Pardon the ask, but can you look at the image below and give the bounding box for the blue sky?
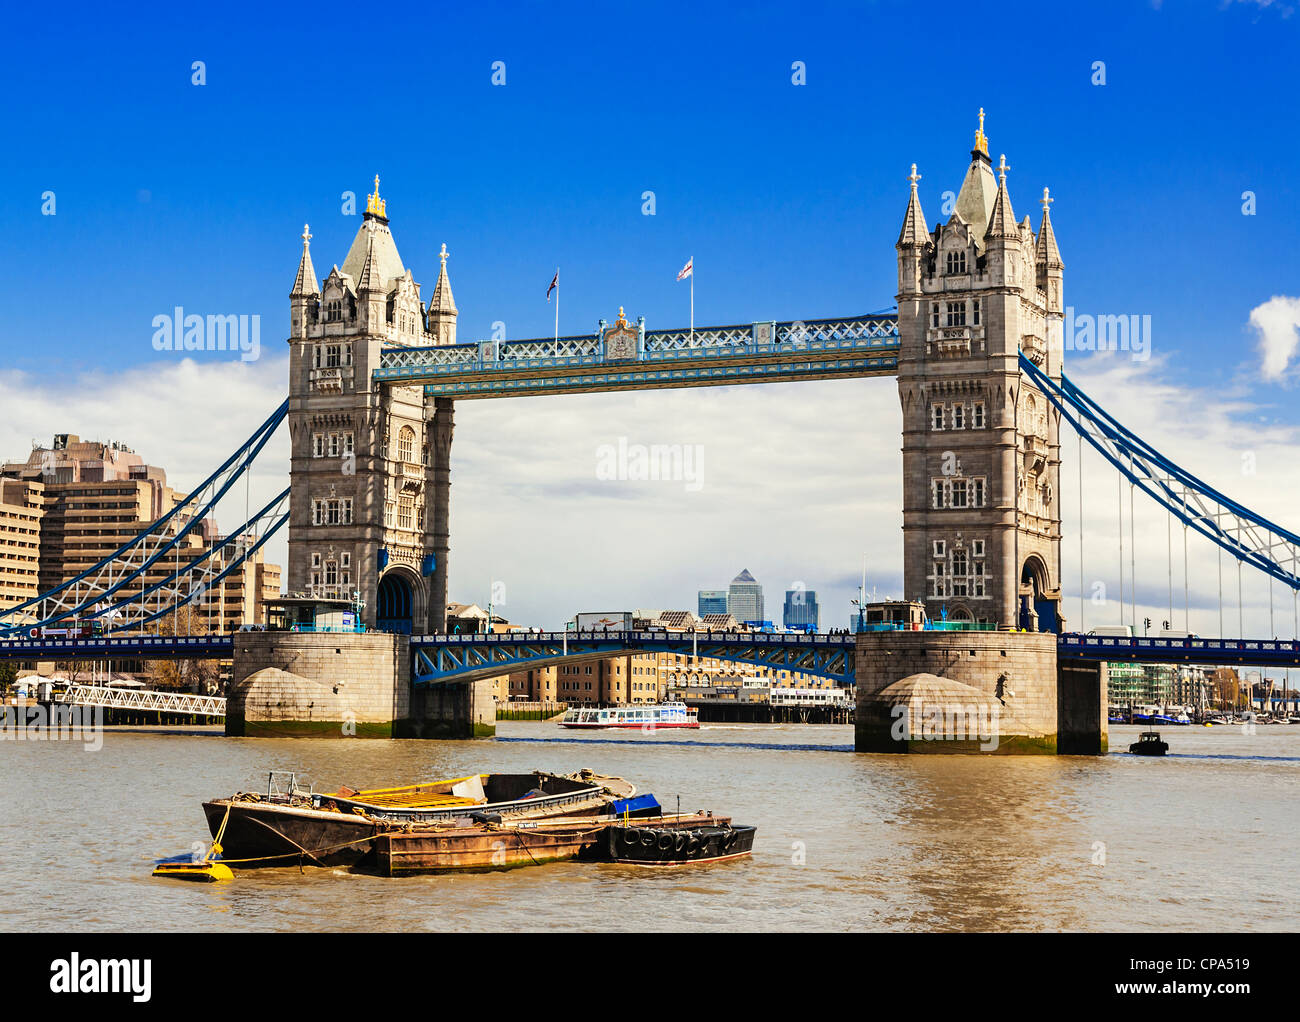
[3,0,1300,633]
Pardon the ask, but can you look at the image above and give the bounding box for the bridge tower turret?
[286,176,439,634]
[895,113,1064,631]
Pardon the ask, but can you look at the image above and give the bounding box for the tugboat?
[1129,731,1169,756]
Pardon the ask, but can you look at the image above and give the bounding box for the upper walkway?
[374,314,900,399]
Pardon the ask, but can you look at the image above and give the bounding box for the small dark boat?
[607,821,756,866]
[1129,731,1169,756]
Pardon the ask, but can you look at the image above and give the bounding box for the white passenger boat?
[560,701,700,730]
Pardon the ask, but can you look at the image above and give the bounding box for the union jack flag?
[547,270,558,301]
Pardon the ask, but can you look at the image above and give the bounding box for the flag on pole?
[676,257,693,282]
[547,270,558,301]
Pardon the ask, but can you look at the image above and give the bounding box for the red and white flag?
[547,270,558,301]
[676,257,693,282]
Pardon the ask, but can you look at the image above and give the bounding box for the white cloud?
[1249,295,1300,381]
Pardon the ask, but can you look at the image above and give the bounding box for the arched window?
[397,426,415,464]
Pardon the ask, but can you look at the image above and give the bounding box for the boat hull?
[203,772,633,869]
[559,717,702,722]
[607,823,756,866]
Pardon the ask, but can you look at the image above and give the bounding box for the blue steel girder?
[1058,632,1300,668]
[0,634,234,661]
[410,630,858,686]
[375,314,900,399]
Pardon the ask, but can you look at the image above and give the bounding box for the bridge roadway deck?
[4,631,1298,672]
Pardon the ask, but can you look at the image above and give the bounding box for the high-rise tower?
[895,113,1064,631]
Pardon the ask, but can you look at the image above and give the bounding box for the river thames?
[4,722,1297,932]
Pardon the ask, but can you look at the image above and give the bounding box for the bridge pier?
[407,678,496,739]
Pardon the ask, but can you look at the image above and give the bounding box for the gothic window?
[972,540,985,557]
[313,434,324,457]
[341,553,350,569]
[951,481,968,508]
[398,494,414,531]
[327,500,341,525]
[972,560,985,597]
[972,402,986,429]
[342,499,353,524]
[344,432,354,455]
[932,480,946,509]
[325,560,338,587]
[952,404,965,429]
[311,552,321,569]
[325,345,342,368]
[328,434,340,458]
[931,303,940,329]
[946,302,967,327]
[314,345,322,368]
[932,540,946,557]
[931,561,946,598]
[384,501,394,528]
[932,404,945,430]
[398,426,416,464]
[325,300,343,323]
[970,479,986,507]
[312,500,323,526]
[946,250,967,275]
[972,298,981,325]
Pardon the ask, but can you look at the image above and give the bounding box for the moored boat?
[560,701,699,730]
[606,821,756,866]
[1128,731,1169,756]
[202,770,637,868]
[365,810,728,875]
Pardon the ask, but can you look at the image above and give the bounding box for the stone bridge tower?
[286,178,458,634]
[895,113,1065,631]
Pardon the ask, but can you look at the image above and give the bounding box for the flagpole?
[554,268,559,356]
[690,256,694,345]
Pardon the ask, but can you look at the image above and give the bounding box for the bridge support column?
[1057,658,1109,754]
[424,396,454,634]
[407,679,496,739]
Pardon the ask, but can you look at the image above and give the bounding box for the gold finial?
[617,306,627,326]
[439,242,448,267]
[1040,187,1053,213]
[974,108,989,157]
[366,174,386,218]
[301,223,311,246]
[908,163,921,187]
[997,153,1010,184]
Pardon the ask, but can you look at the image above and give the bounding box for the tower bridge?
[4,115,1299,749]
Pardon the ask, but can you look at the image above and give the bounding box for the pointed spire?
[985,153,1018,239]
[291,223,320,296]
[896,164,930,248]
[973,107,989,159]
[356,233,381,292]
[365,174,387,219]
[1035,187,1063,267]
[429,242,457,314]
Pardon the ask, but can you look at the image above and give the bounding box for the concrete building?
[783,588,820,630]
[697,590,727,616]
[726,568,764,624]
[0,478,43,612]
[0,436,280,633]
